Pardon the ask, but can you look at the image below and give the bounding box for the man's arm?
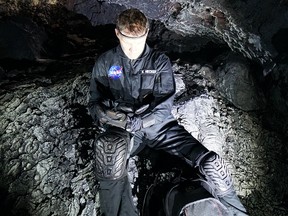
[88,58,129,129]
[88,59,113,122]
[88,62,105,122]
[144,53,176,125]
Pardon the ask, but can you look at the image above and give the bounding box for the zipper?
[129,59,133,95]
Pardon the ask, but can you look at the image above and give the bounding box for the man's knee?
[196,151,233,196]
[94,128,130,180]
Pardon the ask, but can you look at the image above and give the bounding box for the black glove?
[95,105,127,129]
[126,116,142,132]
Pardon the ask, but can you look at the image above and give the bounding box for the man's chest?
[106,61,158,99]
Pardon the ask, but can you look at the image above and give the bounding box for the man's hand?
[126,116,142,132]
[95,105,127,129]
[94,104,148,132]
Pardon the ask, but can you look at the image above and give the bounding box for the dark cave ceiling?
[1,0,288,71]
[66,0,288,74]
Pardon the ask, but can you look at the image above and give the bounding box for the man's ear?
[115,29,120,38]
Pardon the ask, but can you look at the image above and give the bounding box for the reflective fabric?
[180,198,231,216]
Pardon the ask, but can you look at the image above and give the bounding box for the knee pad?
[94,128,130,180]
[196,151,233,197]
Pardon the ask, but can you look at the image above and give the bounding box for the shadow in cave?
[243,132,288,215]
[272,28,288,64]
[167,42,230,64]
[0,149,32,216]
[134,147,200,214]
[0,187,31,216]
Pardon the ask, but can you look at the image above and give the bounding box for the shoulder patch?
[108,65,123,79]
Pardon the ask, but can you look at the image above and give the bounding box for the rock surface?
[1,54,288,215]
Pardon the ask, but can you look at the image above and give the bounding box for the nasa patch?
[108,65,123,79]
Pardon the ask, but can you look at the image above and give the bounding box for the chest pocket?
[106,65,125,99]
[108,76,124,100]
[140,72,156,97]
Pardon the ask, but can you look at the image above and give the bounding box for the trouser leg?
[118,176,138,216]
[147,122,248,215]
[219,191,248,216]
[94,128,138,216]
[196,151,248,215]
[98,176,138,216]
[146,121,208,165]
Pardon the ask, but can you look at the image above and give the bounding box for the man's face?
[115,28,148,60]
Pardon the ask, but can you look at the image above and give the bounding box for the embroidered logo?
[108,65,123,79]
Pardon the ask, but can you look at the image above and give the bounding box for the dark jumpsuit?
[88,44,208,215]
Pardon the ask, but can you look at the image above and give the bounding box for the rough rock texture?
[2,0,284,68]
[1,54,288,215]
[66,0,288,71]
[0,70,98,215]
[171,62,288,216]
[213,52,266,111]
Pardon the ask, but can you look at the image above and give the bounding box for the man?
[88,8,248,216]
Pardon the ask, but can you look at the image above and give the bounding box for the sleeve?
[88,57,109,122]
[140,54,176,128]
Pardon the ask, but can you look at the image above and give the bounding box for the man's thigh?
[146,122,208,166]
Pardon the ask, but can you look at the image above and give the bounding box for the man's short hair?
[116,8,149,35]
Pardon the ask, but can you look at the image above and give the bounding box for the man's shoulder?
[145,45,165,58]
[93,46,121,75]
[149,47,170,63]
[98,46,118,60]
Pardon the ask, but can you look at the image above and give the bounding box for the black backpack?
[141,173,231,216]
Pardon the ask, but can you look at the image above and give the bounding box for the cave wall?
[1,55,288,216]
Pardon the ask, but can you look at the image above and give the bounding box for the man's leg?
[147,121,248,215]
[98,176,138,216]
[146,121,208,167]
[196,151,248,215]
[119,176,138,216]
[94,128,138,216]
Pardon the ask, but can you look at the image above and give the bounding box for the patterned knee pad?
[94,128,130,180]
[196,151,233,197]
